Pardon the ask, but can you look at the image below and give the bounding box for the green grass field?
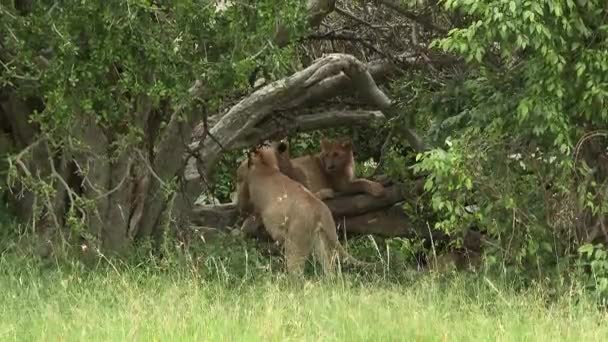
[1,253,607,342]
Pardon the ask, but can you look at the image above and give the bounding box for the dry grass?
[1,253,607,341]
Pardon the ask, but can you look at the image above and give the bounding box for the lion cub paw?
[315,188,335,200]
[367,182,385,197]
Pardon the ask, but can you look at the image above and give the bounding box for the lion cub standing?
[235,141,306,236]
[240,143,369,275]
[290,138,385,200]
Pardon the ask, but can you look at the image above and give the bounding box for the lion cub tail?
[319,211,376,270]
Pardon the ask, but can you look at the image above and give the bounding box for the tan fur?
[236,140,307,235]
[290,137,385,199]
[242,144,371,275]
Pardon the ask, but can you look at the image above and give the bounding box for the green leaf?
[465,178,473,190]
[579,244,595,258]
[474,49,483,63]
[424,178,435,191]
[517,100,529,119]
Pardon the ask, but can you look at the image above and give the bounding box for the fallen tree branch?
[185,109,385,180]
[192,53,400,176]
[324,183,407,217]
[185,53,429,187]
[236,108,386,149]
[189,180,426,235]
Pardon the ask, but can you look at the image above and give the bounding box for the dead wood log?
[325,183,407,217]
[191,203,239,230]
[334,204,414,237]
[191,201,422,239]
[184,109,385,181]
[190,179,428,240]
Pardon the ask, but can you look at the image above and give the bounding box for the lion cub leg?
[312,230,337,277]
[240,214,263,236]
[283,217,314,275]
[340,179,385,197]
[284,236,311,276]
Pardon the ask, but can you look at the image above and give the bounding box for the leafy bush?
[384,0,608,284]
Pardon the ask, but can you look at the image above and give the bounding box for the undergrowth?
[1,229,608,341]
[1,246,607,341]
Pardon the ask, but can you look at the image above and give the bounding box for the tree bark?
[0,93,49,224]
[184,109,385,181]
[185,53,425,186]
[190,179,429,240]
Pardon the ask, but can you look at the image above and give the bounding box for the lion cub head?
[247,143,280,172]
[320,138,354,173]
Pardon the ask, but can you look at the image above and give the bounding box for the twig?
[373,125,396,176]
[376,0,447,34]
[573,130,608,179]
[10,137,46,178]
[45,143,87,223]
[334,6,374,27]
[136,149,165,185]
[306,30,390,59]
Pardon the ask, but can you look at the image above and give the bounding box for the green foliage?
[413,138,475,234]
[0,0,309,243]
[578,243,608,302]
[1,0,307,134]
[436,0,608,148]
[391,0,608,278]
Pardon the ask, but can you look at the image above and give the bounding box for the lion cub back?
[290,155,331,193]
[247,146,320,215]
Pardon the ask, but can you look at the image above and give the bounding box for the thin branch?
[9,137,45,178]
[306,30,390,58]
[334,6,374,27]
[377,0,446,34]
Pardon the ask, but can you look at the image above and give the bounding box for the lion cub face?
[320,138,353,173]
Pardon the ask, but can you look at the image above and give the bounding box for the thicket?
[1,0,608,300]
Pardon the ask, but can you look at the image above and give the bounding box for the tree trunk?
[2,54,425,257]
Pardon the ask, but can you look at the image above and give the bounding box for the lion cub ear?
[320,138,332,151]
[246,150,255,168]
[339,139,352,150]
[276,140,289,155]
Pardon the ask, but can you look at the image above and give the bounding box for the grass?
[1,252,607,342]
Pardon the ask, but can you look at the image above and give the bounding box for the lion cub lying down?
[239,143,370,275]
[290,137,385,200]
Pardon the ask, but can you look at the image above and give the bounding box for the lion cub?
[290,137,385,200]
[235,141,305,236]
[240,143,369,275]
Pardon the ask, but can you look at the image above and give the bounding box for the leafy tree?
[413,0,608,272]
[0,0,306,253]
